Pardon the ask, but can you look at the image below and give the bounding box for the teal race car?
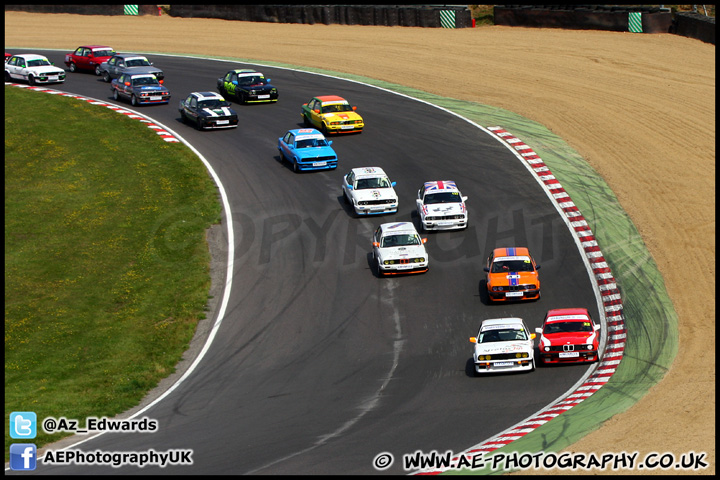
[217,69,278,104]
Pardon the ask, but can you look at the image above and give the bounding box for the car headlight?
[515,352,528,358]
[477,354,490,361]
[587,344,594,350]
[544,346,550,352]
[414,257,425,263]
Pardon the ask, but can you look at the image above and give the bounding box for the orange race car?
[484,247,541,302]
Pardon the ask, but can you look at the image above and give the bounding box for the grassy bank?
[4,86,221,459]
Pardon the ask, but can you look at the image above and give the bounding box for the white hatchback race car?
[342,167,398,216]
[416,180,468,231]
[372,222,428,276]
[469,317,536,375]
[5,54,66,85]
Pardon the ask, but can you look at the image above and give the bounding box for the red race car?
[535,308,600,364]
[64,45,115,75]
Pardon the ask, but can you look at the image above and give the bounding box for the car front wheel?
[293,159,300,173]
[102,71,111,82]
[303,114,311,127]
[131,95,138,106]
[113,88,119,101]
[69,63,77,73]
[95,65,102,76]
[376,258,385,277]
[28,75,36,85]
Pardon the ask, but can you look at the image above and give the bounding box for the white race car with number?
[416,180,468,231]
[5,54,66,85]
[371,222,428,276]
[469,317,536,374]
[342,167,398,216]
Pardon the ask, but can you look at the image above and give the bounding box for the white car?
[5,54,66,85]
[372,222,428,276]
[469,318,536,375]
[342,167,398,216]
[416,180,468,231]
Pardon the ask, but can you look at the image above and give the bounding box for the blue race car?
[277,128,338,172]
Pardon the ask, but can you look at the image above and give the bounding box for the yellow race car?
[301,95,364,134]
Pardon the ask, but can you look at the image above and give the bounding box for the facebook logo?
[10,444,37,471]
[10,411,36,439]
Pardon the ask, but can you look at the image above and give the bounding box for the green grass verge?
[4,86,221,460]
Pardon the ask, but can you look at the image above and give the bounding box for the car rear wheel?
[5,71,11,82]
[94,65,102,76]
[68,63,77,73]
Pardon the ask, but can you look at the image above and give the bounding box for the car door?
[6,56,21,79]
[343,171,355,198]
[307,99,323,128]
[116,74,131,98]
[187,96,200,123]
[110,58,125,78]
[224,71,237,97]
[77,48,90,69]
[280,132,295,160]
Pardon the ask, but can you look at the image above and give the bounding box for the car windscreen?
[479,328,528,343]
[381,234,420,247]
[423,192,461,204]
[238,76,265,85]
[132,77,158,86]
[544,321,593,334]
[126,58,151,67]
[356,177,390,189]
[27,59,51,67]
[198,100,229,109]
[491,260,534,273]
[321,103,352,113]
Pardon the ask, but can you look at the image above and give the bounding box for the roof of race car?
[422,180,460,193]
[13,54,48,61]
[316,95,349,104]
[351,166,388,179]
[190,91,225,100]
[112,53,147,59]
[545,308,591,323]
[492,247,531,258]
[480,317,525,329]
[127,73,158,79]
[289,128,325,140]
[378,222,419,235]
[78,45,113,51]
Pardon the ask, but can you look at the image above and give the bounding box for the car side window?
[190,97,198,109]
[346,172,354,185]
[283,133,292,144]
